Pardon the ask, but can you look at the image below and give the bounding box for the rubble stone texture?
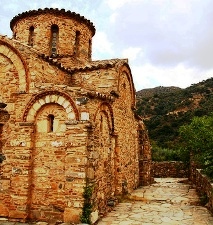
[152,161,189,178]
[0,8,152,224]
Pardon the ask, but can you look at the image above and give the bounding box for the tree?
[179,114,213,179]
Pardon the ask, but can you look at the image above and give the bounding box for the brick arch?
[94,102,114,133]
[117,63,136,106]
[23,90,79,122]
[49,20,59,25]
[48,21,60,31]
[0,40,28,92]
[28,23,38,29]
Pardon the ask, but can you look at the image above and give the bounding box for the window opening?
[48,114,55,132]
[50,25,59,57]
[74,31,80,56]
[28,26,34,46]
[88,39,92,60]
[100,115,103,133]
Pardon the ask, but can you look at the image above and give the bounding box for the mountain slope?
[136,77,213,149]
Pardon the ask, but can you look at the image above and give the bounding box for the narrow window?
[74,31,80,56]
[50,25,59,57]
[100,115,103,133]
[48,114,55,132]
[88,39,92,60]
[28,26,34,46]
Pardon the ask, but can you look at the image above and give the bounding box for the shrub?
[152,143,181,161]
[80,185,93,224]
[179,113,213,180]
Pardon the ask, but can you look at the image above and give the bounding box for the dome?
[10,8,96,63]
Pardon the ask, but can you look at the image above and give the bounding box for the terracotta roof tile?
[38,54,128,74]
[10,8,96,36]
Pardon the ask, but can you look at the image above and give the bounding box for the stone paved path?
[96,178,213,225]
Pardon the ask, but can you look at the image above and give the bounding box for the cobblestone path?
[96,178,213,225]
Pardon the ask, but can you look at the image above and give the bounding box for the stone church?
[0,8,152,224]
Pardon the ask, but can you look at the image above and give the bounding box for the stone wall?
[138,122,153,186]
[152,161,189,178]
[190,167,213,214]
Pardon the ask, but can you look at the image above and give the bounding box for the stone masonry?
[152,161,189,178]
[0,8,152,224]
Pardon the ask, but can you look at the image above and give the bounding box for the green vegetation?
[151,142,181,161]
[136,78,213,174]
[136,77,213,149]
[200,193,209,206]
[179,114,213,180]
[80,185,93,224]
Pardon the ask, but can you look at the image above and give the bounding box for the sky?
[0,0,213,91]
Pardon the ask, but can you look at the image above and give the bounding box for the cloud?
[0,0,212,91]
[106,0,135,10]
[92,31,115,60]
[131,63,212,91]
[100,0,213,91]
[106,0,213,69]
[122,47,142,61]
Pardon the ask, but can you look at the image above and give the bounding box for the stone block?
[57,96,66,105]
[62,100,70,108]
[87,167,95,179]
[50,94,58,103]
[91,151,99,159]
[0,179,10,190]
[32,102,41,111]
[44,95,51,103]
[65,156,77,163]
[36,222,48,225]
[0,204,9,217]
[65,172,86,179]
[38,98,45,105]
[63,208,81,223]
[51,141,64,147]
[9,210,27,219]
[81,112,89,121]
[67,112,75,120]
[90,210,99,224]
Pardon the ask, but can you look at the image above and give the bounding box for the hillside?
[136,86,182,99]
[136,77,213,149]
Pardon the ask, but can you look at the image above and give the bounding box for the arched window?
[28,26,34,46]
[74,31,80,56]
[100,115,103,133]
[88,39,92,60]
[48,114,55,132]
[50,25,59,57]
